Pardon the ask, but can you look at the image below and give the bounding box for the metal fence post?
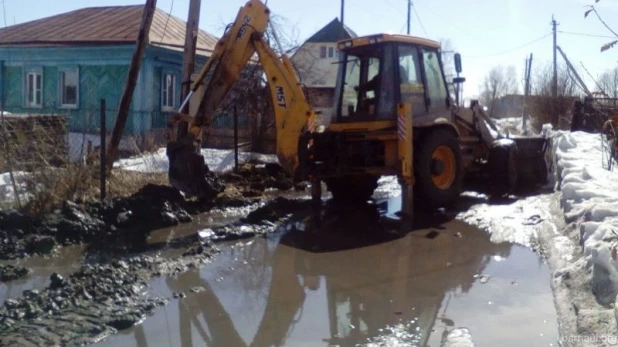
[234,104,239,172]
[100,99,106,201]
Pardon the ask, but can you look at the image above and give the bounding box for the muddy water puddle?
[0,245,85,302]
[97,203,559,347]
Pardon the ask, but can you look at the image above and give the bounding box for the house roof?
[0,5,218,53]
[305,18,357,43]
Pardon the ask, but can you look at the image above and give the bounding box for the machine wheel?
[488,140,518,197]
[414,128,463,209]
[325,175,378,202]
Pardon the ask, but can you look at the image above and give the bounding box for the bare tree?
[479,65,519,117]
[204,14,303,153]
[598,67,618,97]
[529,62,579,130]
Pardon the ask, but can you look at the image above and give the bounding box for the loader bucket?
[510,135,549,188]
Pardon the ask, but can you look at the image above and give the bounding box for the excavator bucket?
[166,138,220,200]
[511,135,549,187]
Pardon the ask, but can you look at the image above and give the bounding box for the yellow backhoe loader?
[166,0,548,223]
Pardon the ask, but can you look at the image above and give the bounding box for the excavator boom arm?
[167,0,313,198]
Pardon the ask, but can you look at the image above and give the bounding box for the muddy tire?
[488,140,518,197]
[325,175,378,202]
[414,128,463,209]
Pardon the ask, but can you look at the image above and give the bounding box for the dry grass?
[107,170,168,198]
[1,117,170,216]
[21,166,169,215]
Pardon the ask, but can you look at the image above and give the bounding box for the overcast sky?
[2,0,618,98]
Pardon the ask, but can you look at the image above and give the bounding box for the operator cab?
[333,34,453,123]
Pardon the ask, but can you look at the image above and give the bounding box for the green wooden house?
[0,5,216,142]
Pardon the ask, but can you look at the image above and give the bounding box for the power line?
[160,0,175,41]
[464,33,552,58]
[558,30,616,39]
[383,0,400,13]
[414,1,476,40]
[412,2,429,37]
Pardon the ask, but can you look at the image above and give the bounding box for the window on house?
[26,71,42,107]
[59,68,78,107]
[162,73,176,110]
[328,46,334,58]
[320,46,327,58]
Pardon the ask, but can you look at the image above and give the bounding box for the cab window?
[398,45,425,116]
[336,45,395,121]
[422,48,448,112]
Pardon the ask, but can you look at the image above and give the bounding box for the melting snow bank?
[549,128,618,304]
[543,126,618,343]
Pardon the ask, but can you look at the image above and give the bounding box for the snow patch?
[115,147,278,174]
[68,132,141,162]
[441,328,475,347]
[0,171,31,205]
[456,195,550,248]
[492,117,536,136]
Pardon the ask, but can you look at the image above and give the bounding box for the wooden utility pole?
[523,53,533,135]
[181,0,201,102]
[178,0,202,138]
[106,0,157,173]
[407,0,412,35]
[340,0,345,28]
[552,15,559,127]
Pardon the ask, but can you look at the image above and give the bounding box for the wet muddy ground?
[0,175,563,346]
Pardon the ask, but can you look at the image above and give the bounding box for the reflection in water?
[97,199,558,347]
[166,271,245,347]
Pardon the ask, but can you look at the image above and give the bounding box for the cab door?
[420,47,451,117]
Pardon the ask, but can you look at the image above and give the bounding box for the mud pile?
[221,163,305,197]
[0,258,168,346]
[86,184,195,232]
[194,197,312,243]
[0,211,52,260]
[0,184,203,260]
[0,166,303,260]
[0,265,30,282]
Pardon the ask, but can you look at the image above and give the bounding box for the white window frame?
[25,70,43,108]
[58,67,79,108]
[328,46,334,58]
[162,72,177,111]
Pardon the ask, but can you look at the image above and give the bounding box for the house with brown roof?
[0,5,216,142]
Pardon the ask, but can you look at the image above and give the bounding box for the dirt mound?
[0,184,200,260]
[0,265,30,282]
[0,258,167,346]
[0,211,51,260]
[87,184,193,232]
[243,197,310,224]
[221,163,305,194]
